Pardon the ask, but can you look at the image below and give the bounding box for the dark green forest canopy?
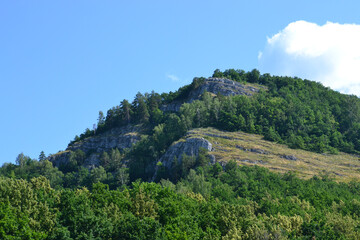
[2,164,360,239]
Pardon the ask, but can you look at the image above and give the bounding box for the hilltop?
[3,68,360,239]
[38,68,360,184]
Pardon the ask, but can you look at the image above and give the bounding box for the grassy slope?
[187,127,360,182]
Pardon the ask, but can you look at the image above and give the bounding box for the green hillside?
[188,127,360,181]
[2,69,360,239]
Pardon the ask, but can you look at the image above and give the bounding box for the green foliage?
[4,68,360,238]
[70,68,360,158]
[3,164,360,239]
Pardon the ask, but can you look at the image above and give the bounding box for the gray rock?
[160,102,182,112]
[151,137,213,181]
[236,145,248,151]
[208,154,216,164]
[240,159,265,165]
[84,153,101,169]
[159,137,213,170]
[250,148,269,155]
[49,124,141,168]
[188,78,258,100]
[236,145,268,154]
[160,78,261,112]
[68,124,141,154]
[48,151,71,168]
[334,172,346,176]
[281,155,297,161]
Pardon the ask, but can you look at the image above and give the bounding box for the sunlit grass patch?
[187,127,360,182]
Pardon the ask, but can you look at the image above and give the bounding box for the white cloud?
[166,74,180,82]
[259,20,360,95]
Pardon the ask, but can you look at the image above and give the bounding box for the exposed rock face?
[49,124,141,168]
[236,145,269,155]
[160,102,183,112]
[189,78,260,100]
[48,151,71,168]
[281,155,298,161]
[68,125,141,154]
[159,137,213,169]
[160,78,261,112]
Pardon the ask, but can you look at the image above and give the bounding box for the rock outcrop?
[48,151,72,168]
[189,78,260,100]
[158,137,213,170]
[160,78,262,112]
[49,124,142,168]
[68,124,141,154]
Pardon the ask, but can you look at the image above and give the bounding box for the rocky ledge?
[67,124,141,154]
[49,124,142,168]
[189,77,260,99]
[158,137,213,169]
[161,78,262,112]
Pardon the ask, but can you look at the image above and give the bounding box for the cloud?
[258,20,360,95]
[166,74,180,82]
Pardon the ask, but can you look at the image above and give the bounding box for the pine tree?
[38,151,46,161]
[120,99,132,124]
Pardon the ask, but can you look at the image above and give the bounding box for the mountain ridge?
[49,75,264,172]
[46,69,360,183]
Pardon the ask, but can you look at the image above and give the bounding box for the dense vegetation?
[62,69,360,183]
[72,68,360,154]
[2,162,360,239]
[2,69,360,239]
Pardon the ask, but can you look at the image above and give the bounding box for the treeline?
[2,162,360,239]
[0,151,130,190]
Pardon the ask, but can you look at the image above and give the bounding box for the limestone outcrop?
[160,78,262,112]
[158,137,213,169]
[67,124,141,154]
[49,124,141,168]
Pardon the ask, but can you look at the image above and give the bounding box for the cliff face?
[67,125,141,154]
[189,78,260,99]
[160,78,262,112]
[49,124,142,168]
[151,136,214,181]
[158,137,214,170]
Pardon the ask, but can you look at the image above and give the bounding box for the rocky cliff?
[49,124,142,168]
[151,136,214,181]
[160,77,263,112]
[67,124,141,154]
[158,137,214,170]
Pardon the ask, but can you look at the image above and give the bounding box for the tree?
[120,99,132,124]
[100,151,111,171]
[115,167,129,188]
[133,92,150,123]
[15,153,31,168]
[110,148,122,170]
[98,111,105,126]
[147,90,162,112]
[38,151,46,161]
[248,68,260,83]
[90,166,107,184]
[197,147,209,167]
[213,69,224,78]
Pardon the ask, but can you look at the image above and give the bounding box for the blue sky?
[1,1,360,165]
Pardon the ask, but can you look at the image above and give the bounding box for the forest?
[2,69,360,239]
[2,160,360,239]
